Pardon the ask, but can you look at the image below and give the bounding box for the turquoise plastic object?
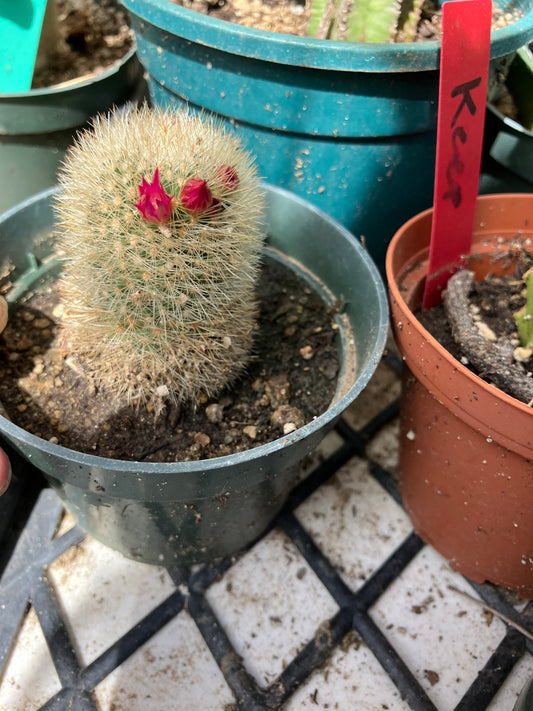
[120,0,533,272]
[0,184,388,566]
[0,42,146,214]
[0,0,49,92]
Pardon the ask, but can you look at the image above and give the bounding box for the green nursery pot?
[0,185,388,566]
[120,0,533,272]
[513,676,533,711]
[0,46,146,214]
[484,45,533,188]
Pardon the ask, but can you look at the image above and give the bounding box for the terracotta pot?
[386,193,533,598]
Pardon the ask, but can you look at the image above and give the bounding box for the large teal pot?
[0,184,388,566]
[120,0,533,271]
[0,47,146,215]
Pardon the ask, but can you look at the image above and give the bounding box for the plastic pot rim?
[385,192,533,419]
[486,101,533,140]
[0,46,138,101]
[120,0,533,72]
[486,43,533,140]
[0,184,389,475]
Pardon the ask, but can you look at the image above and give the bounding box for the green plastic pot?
[514,676,533,711]
[120,0,533,272]
[0,184,388,566]
[484,45,533,188]
[0,42,146,215]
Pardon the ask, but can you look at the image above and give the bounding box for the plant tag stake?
[422,0,492,310]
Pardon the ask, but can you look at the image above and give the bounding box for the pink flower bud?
[134,168,174,224]
[179,178,213,215]
[217,164,239,191]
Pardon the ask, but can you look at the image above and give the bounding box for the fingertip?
[0,447,11,496]
[0,296,7,334]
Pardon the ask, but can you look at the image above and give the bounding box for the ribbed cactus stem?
[55,106,265,411]
[344,0,401,43]
[396,0,424,41]
[308,0,423,43]
[514,268,533,348]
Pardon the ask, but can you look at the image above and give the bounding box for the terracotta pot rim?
[386,193,533,418]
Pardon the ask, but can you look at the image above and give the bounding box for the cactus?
[307,0,423,43]
[55,106,265,411]
[514,268,533,348]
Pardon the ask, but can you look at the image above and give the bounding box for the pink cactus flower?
[179,177,213,215]
[218,164,239,191]
[135,168,175,224]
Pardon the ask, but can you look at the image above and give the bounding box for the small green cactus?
[55,106,265,411]
[308,0,423,43]
[514,268,533,348]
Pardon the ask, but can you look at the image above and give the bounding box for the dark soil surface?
[419,259,533,404]
[420,277,518,358]
[0,258,341,462]
[31,0,133,89]
[171,0,519,40]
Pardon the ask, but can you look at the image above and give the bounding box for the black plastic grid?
[0,351,532,711]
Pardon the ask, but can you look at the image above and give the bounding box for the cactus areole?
[56,107,265,411]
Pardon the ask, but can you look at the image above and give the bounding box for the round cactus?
[55,106,265,411]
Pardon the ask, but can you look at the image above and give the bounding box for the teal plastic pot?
[120,0,533,272]
[0,46,146,215]
[0,185,388,566]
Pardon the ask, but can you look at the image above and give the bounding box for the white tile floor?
[0,355,532,711]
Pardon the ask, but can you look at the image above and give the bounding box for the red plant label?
[422,0,492,309]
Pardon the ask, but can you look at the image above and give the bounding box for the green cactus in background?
[308,0,423,42]
[514,268,533,348]
[55,106,265,411]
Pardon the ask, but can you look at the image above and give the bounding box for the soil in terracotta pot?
[0,257,342,462]
[170,0,520,41]
[31,0,134,89]
[419,249,533,406]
